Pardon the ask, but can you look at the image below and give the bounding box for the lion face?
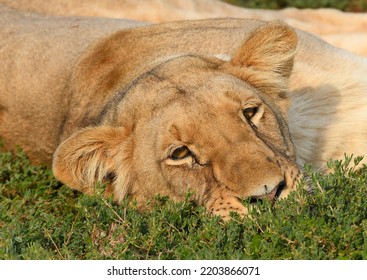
[53,22,302,220]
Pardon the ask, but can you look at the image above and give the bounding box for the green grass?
[1,147,367,260]
[222,0,367,12]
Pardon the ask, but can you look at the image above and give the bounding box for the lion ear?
[52,126,133,203]
[225,21,297,98]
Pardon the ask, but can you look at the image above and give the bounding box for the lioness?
[1,5,367,220]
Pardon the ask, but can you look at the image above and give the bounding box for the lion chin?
[4,4,367,221]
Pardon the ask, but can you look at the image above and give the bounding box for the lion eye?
[170,146,192,160]
[243,107,258,120]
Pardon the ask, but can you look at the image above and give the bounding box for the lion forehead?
[105,55,251,123]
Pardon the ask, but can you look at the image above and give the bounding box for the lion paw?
[208,196,248,221]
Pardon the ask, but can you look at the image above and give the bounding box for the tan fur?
[1,5,367,220]
[1,0,367,56]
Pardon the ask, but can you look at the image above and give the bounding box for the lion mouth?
[250,180,286,203]
[274,180,286,199]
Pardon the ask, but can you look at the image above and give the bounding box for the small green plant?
[1,148,367,259]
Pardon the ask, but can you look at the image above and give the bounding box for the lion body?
[0,6,145,163]
[1,4,367,218]
[1,0,367,56]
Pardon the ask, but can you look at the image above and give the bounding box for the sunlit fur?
[2,0,367,56]
[1,5,367,220]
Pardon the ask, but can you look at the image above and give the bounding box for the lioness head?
[53,22,302,220]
